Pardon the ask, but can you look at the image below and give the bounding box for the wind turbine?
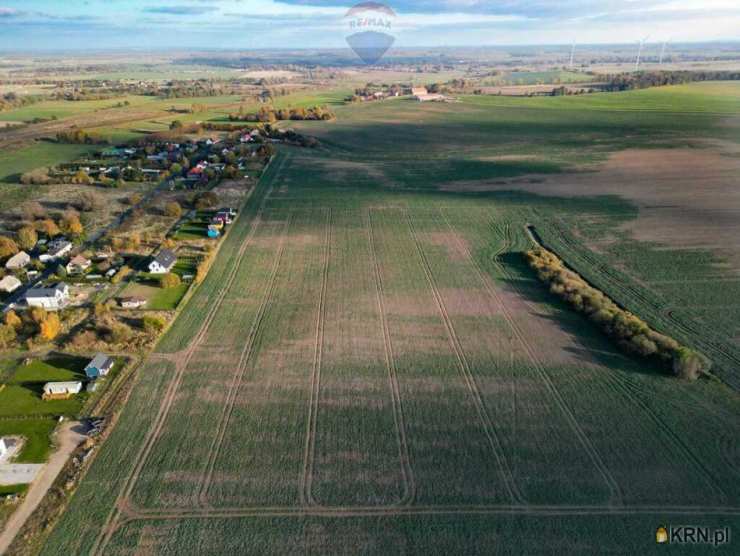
[635,35,650,71]
[659,38,672,66]
[569,41,576,70]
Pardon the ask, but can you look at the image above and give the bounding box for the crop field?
[38,83,740,555]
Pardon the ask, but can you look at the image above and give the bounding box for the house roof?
[0,275,21,292]
[6,251,30,267]
[26,282,68,299]
[152,248,177,269]
[86,353,114,370]
[69,255,90,266]
[44,381,81,391]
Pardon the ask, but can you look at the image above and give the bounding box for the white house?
[40,239,72,262]
[0,275,22,293]
[66,254,91,275]
[148,249,177,274]
[26,282,70,310]
[5,250,31,270]
[42,381,82,399]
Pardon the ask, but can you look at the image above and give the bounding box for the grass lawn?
[0,142,99,185]
[0,418,58,463]
[121,280,189,311]
[0,356,89,418]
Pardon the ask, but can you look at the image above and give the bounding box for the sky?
[0,0,739,51]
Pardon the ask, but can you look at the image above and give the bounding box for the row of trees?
[56,129,108,145]
[525,247,711,380]
[0,308,62,349]
[0,92,41,113]
[227,105,334,123]
[603,70,740,92]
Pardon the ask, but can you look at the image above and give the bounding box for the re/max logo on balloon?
[348,17,392,30]
[344,2,397,65]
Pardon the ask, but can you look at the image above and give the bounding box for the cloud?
[144,5,211,15]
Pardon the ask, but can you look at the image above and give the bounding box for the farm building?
[66,255,92,275]
[5,250,31,270]
[120,296,147,309]
[26,282,70,310]
[0,275,22,293]
[84,353,115,379]
[40,239,72,262]
[148,249,177,274]
[42,381,82,400]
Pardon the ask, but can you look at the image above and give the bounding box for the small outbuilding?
[84,353,115,379]
[42,381,82,400]
[5,250,31,270]
[120,296,147,309]
[148,248,177,274]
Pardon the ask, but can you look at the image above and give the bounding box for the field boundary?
[90,152,291,556]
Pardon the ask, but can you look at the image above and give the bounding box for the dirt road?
[0,421,87,555]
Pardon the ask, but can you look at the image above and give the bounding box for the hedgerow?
[525,247,711,380]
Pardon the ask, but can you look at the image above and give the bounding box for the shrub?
[142,315,166,334]
[673,347,712,381]
[164,202,182,218]
[160,273,181,289]
[0,324,16,349]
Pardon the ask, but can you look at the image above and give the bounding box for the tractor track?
[119,502,740,525]
[91,153,290,555]
[439,210,622,506]
[197,212,293,507]
[404,210,525,506]
[300,208,332,507]
[365,210,416,506]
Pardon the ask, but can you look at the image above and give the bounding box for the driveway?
[0,421,87,555]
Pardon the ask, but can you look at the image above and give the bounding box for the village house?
[26,282,70,310]
[120,296,147,309]
[42,381,82,400]
[5,250,31,270]
[40,238,72,262]
[0,275,22,293]
[148,248,177,274]
[84,353,115,379]
[66,254,92,275]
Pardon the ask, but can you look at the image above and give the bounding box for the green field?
[39,84,740,555]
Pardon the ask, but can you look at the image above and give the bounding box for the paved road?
[0,421,87,555]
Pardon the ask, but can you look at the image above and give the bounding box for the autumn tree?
[17,226,38,250]
[0,324,16,349]
[37,218,61,238]
[4,310,21,330]
[0,236,19,259]
[61,212,84,237]
[38,313,61,341]
[160,272,181,289]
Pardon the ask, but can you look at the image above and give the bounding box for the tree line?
[602,70,740,92]
[227,105,334,123]
[525,247,711,380]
